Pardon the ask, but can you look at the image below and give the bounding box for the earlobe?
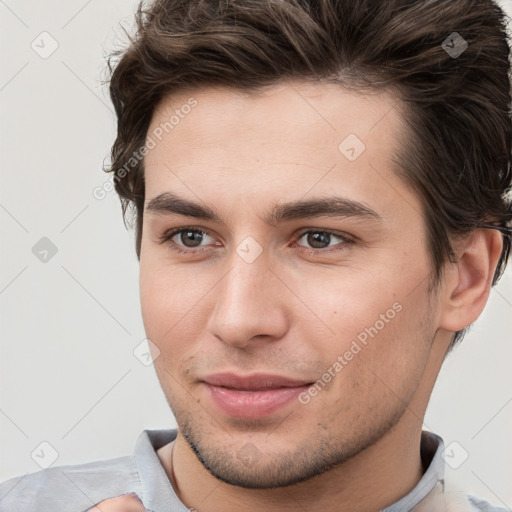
[438,229,503,333]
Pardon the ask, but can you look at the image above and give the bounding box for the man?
[1,0,511,510]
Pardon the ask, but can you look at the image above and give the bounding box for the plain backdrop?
[1,0,511,507]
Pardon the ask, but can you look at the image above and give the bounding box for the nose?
[206,248,290,349]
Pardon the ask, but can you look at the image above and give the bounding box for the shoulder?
[0,454,141,512]
[441,477,509,512]
[467,495,510,512]
[411,476,509,512]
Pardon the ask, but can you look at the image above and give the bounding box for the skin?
[88,493,145,511]
[138,80,503,512]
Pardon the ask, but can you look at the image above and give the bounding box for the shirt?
[0,429,507,512]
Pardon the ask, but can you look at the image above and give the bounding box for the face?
[139,80,441,488]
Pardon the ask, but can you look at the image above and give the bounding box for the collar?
[134,429,445,512]
[379,430,445,511]
[133,428,185,511]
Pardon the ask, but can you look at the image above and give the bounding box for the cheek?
[140,260,181,349]
[301,271,433,387]
[350,295,433,404]
[139,265,195,387]
[139,258,213,359]
[296,272,400,350]
[308,308,432,429]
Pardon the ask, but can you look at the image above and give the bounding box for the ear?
[438,229,503,332]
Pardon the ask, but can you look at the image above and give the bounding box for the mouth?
[201,373,314,419]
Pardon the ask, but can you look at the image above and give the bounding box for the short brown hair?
[104,0,512,349]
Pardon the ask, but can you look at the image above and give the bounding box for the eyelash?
[158,226,355,256]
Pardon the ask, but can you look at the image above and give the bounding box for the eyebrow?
[145,192,382,226]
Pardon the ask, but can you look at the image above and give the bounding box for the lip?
[201,373,313,419]
[203,372,312,390]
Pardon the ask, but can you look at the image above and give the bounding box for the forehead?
[146,80,403,152]
[143,80,418,222]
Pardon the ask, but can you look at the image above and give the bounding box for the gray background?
[1,0,511,507]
